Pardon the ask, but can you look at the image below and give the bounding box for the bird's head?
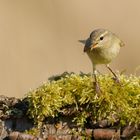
[80,29,124,52]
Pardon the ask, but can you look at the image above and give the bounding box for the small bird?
[79,29,124,93]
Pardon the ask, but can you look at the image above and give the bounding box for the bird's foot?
[93,81,101,94]
[106,65,121,84]
[112,76,120,84]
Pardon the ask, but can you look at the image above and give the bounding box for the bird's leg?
[93,73,101,93]
[106,64,120,83]
[93,68,101,94]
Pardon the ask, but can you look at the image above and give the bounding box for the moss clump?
[25,127,40,137]
[26,72,140,127]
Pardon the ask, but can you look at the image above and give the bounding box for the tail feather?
[78,40,86,45]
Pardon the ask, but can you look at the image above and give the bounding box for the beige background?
[0,0,140,97]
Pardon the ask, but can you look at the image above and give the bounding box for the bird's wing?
[120,40,125,47]
[78,40,86,45]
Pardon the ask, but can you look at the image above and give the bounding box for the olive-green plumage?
[81,29,124,93]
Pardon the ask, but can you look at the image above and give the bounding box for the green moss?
[25,73,140,128]
[25,127,40,136]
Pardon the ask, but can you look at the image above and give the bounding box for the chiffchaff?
[80,29,124,93]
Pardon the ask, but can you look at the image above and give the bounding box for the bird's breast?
[87,44,120,65]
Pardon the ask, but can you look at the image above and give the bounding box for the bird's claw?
[112,77,120,84]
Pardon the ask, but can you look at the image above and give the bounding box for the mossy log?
[0,72,140,140]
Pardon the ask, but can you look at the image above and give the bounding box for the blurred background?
[0,0,140,97]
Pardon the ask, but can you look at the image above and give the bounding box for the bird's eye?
[99,36,104,40]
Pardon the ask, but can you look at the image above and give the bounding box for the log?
[8,131,44,140]
[93,128,120,140]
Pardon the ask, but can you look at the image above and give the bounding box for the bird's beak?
[84,43,98,52]
[82,37,98,52]
[90,43,98,51]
